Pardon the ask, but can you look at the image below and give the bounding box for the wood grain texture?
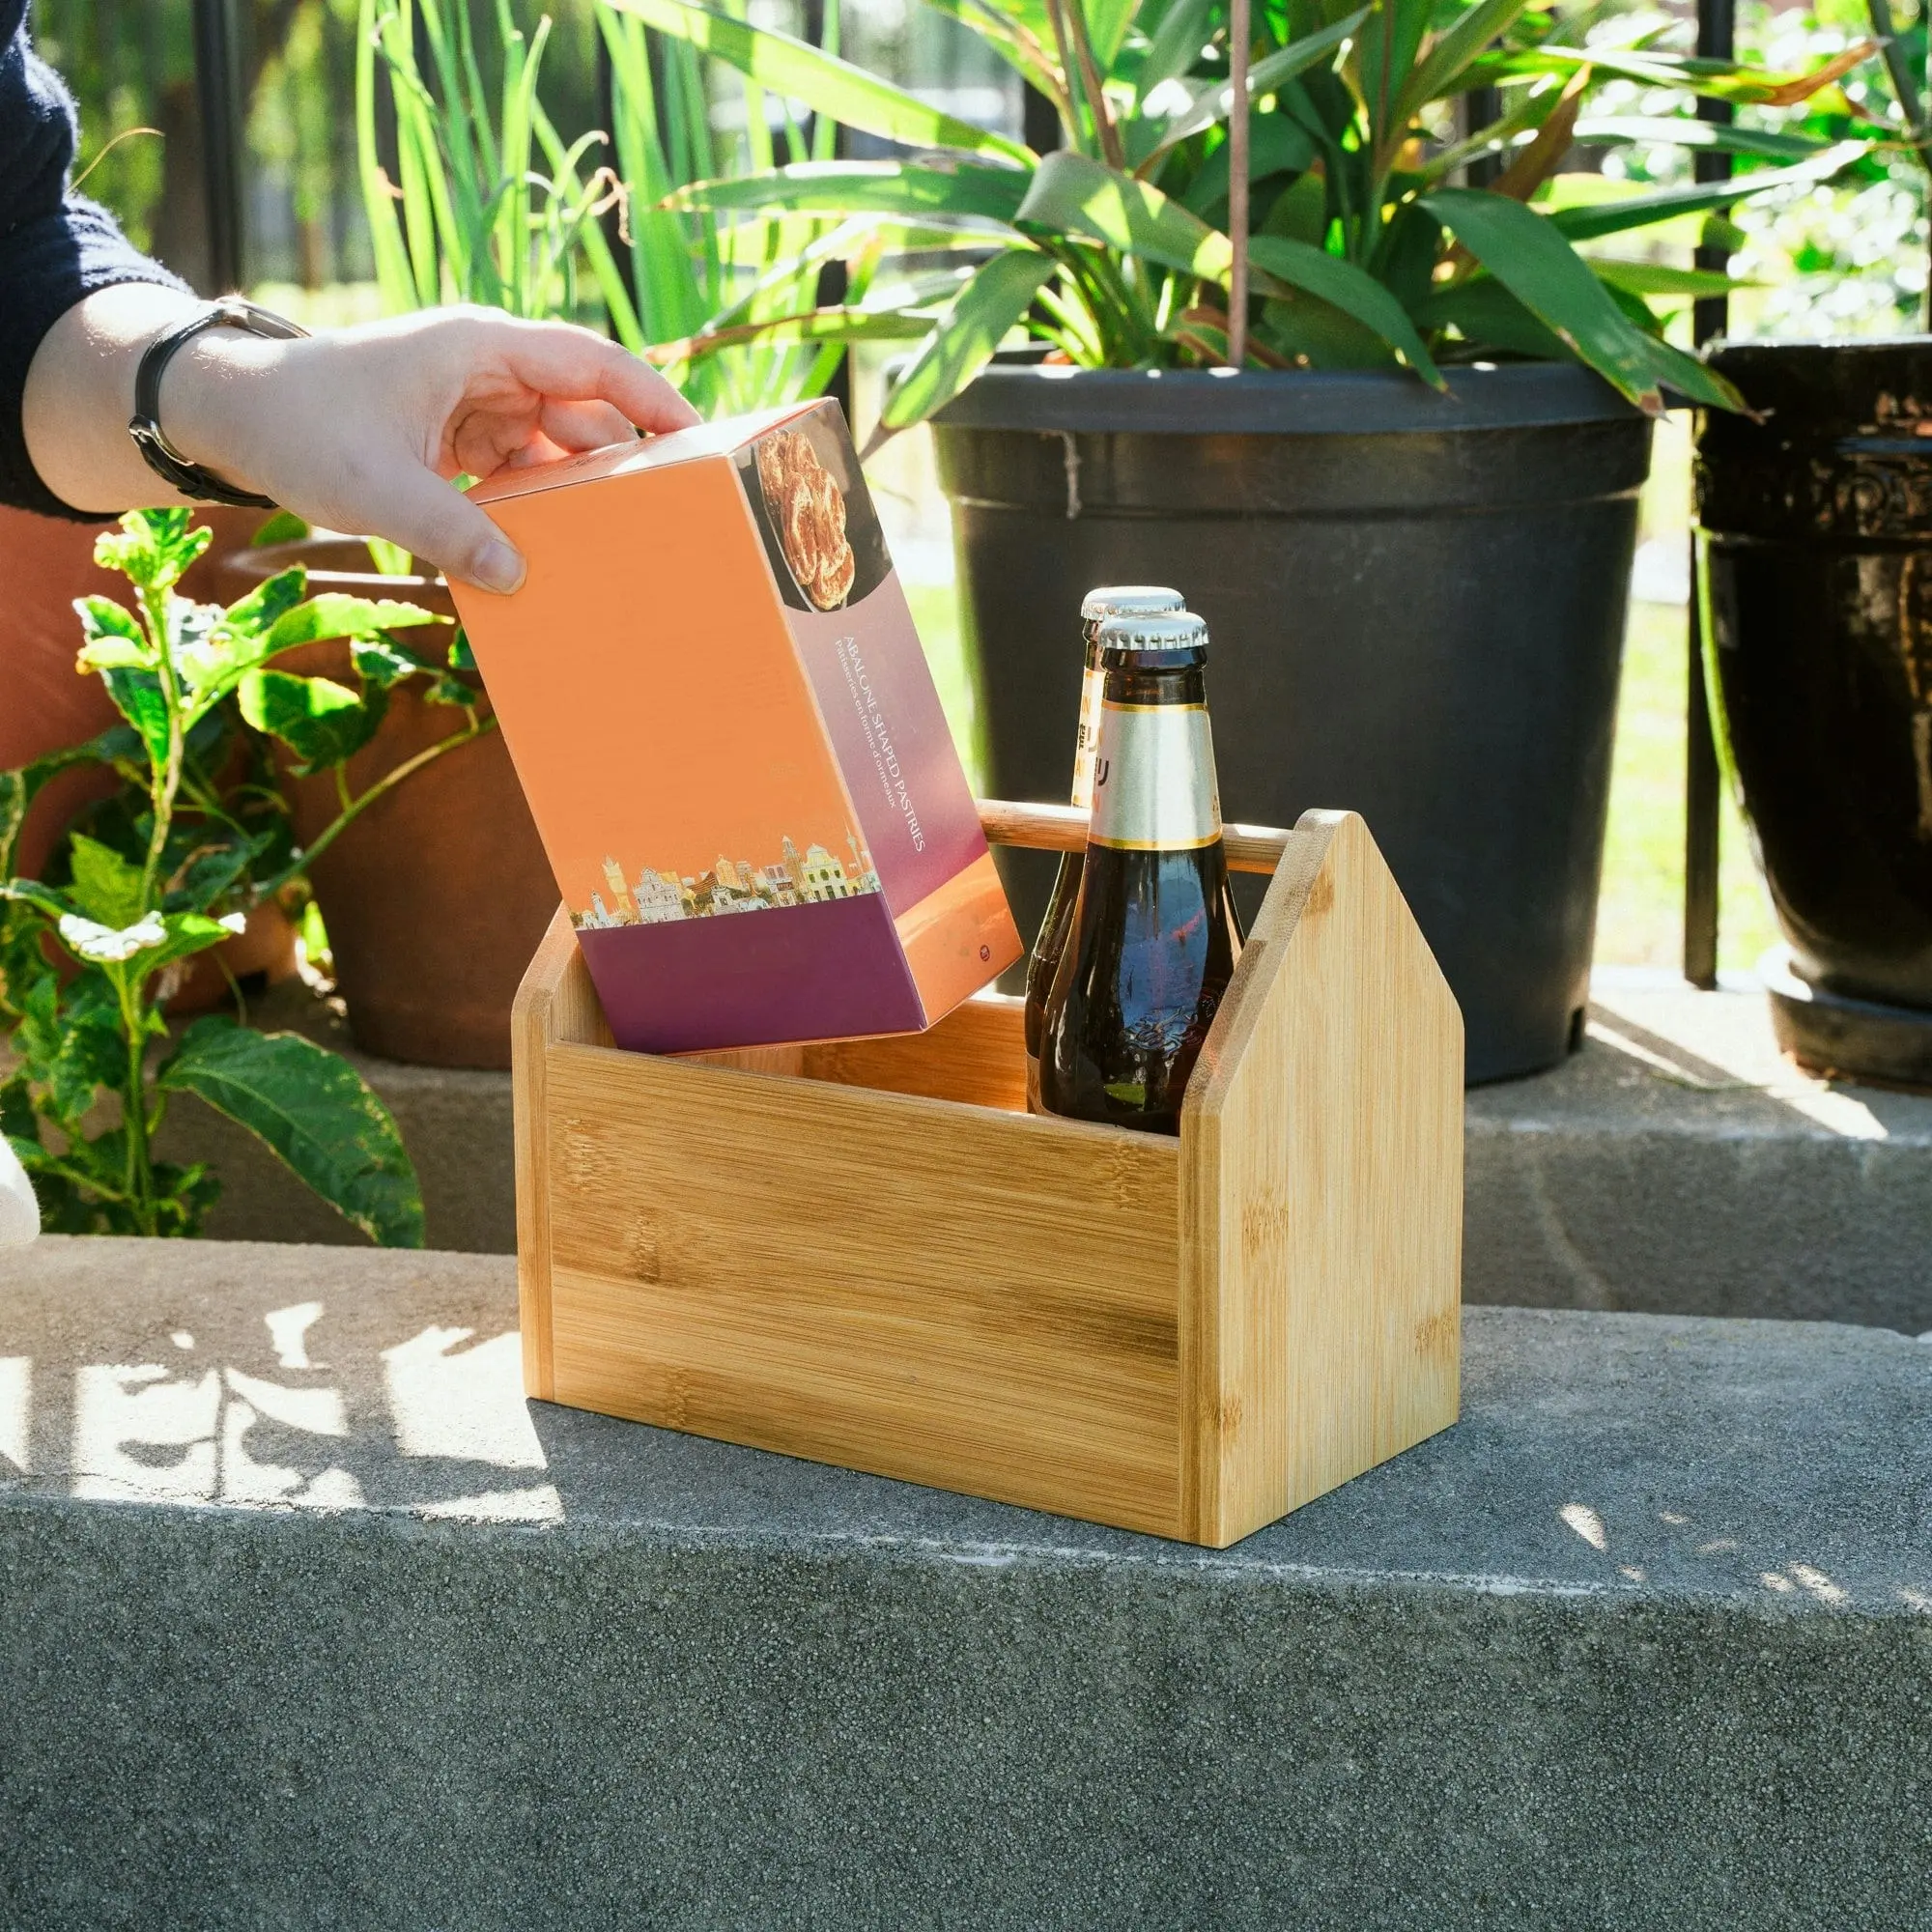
[510,906,611,1399]
[976,798,1291,875]
[542,1041,1182,1533]
[1177,810,1463,1548]
[510,801,1463,1547]
[805,993,1027,1111]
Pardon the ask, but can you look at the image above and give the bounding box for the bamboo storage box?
[513,801,1463,1548]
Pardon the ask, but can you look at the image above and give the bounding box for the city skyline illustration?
[576,827,882,930]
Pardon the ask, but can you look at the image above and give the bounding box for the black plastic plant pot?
[1697,339,1932,1087]
[931,362,1651,1086]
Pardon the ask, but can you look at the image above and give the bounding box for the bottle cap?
[1096,611,1208,654]
[1080,584,1186,622]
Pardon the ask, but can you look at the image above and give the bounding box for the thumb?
[330,462,526,595]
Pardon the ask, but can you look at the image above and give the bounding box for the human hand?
[172,306,702,593]
[24,293,701,593]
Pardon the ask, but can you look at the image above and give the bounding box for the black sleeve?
[0,1,190,520]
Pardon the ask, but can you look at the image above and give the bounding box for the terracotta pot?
[212,537,558,1068]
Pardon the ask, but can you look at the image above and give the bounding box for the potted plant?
[1694,5,1932,1087]
[1,509,457,1239]
[631,0,1867,1079]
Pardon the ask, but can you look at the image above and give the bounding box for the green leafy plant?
[0,510,489,1243]
[624,0,1878,431]
[356,0,896,414]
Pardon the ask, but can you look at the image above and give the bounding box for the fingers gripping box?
[449,400,1022,1054]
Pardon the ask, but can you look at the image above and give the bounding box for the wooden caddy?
[513,801,1463,1548]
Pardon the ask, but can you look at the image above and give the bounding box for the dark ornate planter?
[1697,340,1932,1087]
[932,362,1652,1085]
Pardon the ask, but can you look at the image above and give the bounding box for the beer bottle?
[1037,611,1244,1136]
[1024,584,1186,1113]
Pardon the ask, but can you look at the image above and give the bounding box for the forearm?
[21,283,237,516]
[21,295,698,590]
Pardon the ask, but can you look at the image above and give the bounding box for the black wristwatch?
[128,297,310,508]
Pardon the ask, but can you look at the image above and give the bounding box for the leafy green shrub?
[0,510,490,1242]
[617,0,1875,432]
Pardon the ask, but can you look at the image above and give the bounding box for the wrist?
[156,327,284,496]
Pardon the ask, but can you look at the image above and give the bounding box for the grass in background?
[1597,598,1780,974]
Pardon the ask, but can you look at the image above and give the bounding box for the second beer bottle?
[1023,584,1186,1113]
[1038,611,1244,1136]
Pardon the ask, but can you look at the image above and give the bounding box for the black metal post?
[191,0,246,294]
[1463,86,1502,187]
[1024,85,1063,155]
[1683,0,1733,989]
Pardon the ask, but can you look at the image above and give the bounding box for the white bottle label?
[1089,702,1223,851]
[1070,664,1106,810]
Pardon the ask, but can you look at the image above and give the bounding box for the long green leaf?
[1137,0,1214,97]
[1245,235,1445,387]
[158,1019,424,1247]
[1548,141,1867,241]
[1357,0,1439,160]
[1572,115,1834,163]
[1397,0,1532,122]
[601,0,1035,163]
[874,247,1057,439]
[673,160,1032,224]
[1019,149,1232,279]
[1410,275,1568,360]
[1422,187,1742,413]
[1476,41,1877,105]
[1585,259,1758,298]
[1141,8,1368,156]
[669,306,939,365]
[356,0,420,311]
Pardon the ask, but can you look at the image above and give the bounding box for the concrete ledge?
[162,975,1932,1331]
[2,1238,1929,1926]
[1467,969,1932,1330]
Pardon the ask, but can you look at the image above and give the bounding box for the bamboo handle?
[975,799,1290,875]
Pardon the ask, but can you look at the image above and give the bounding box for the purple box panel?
[789,581,990,920]
[577,893,925,1054]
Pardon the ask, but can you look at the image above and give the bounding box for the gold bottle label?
[1089,701,1223,851]
[1070,664,1107,810]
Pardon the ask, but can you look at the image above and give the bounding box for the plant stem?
[138,585,188,908]
[255,716,497,901]
[1228,0,1251,369]
[1063,0,1125,172]
[114,972,155,1233]
[1041,0,1089,154]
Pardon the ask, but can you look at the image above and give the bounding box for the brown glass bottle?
[1038,612,1244,1136]
[1023,584,1186,1113]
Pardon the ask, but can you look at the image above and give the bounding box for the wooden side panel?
[1178,811,1463,1548]
[511,906,611,1399]
[804,993,1027,1111]
[542,1041,1183,1536]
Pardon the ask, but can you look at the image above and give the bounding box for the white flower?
[57,912,166,963]
[218,911,248,935]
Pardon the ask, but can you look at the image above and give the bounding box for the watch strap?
[128,297,310,509]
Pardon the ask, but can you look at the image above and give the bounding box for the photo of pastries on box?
[742,412,889,612]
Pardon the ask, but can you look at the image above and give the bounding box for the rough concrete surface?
[1466,969,1932,1330]
[1,1238,1928,1928]
[157,975,1932,1330]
